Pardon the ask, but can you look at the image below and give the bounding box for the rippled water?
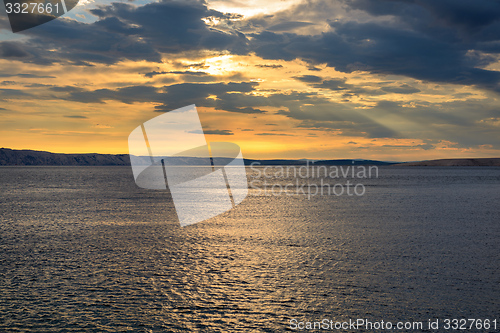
[1,166,499,332]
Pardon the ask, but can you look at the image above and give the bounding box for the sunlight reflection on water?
[0,166,499,332]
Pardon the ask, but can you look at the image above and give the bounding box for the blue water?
[0,166,499,332]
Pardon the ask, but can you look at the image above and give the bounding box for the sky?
[1,0,500,161]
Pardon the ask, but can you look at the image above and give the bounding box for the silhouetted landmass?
[243,159,395,166]
[0,148,395,166]
[2,148,499,167]
[401,158,500,166]
[0,148,130,166]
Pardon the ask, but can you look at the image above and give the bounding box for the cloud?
[2,0,247,65]
[246,0,500,92]
[25,83,53,88]
[62,81,269,113]
[0,42,31,58]
[381,84,421,94]
[253,22,500,91]
[144,70,211,78]
[0,73,56,79]
[255,132,295,136]
[255,64,283,68]
[3,0,499,94]
[203,129,234,135]
[59,79,356,121]
[267,21,315,32]
[0,88,31,97]
[297,77,387,96]
[3,0,500,155]
[347,0,500,35]
[293,75,323,83]
[417,142,435,150]
[50,86,81,92]
[382,143,436,150]
[275,102,400,138]
[296,119,399,138]
[110,83,339,118]
[270,94,500,145]
[64,115,88,119]
[67,85,160,104]
[367,99,500,147]
[143,70,217,83]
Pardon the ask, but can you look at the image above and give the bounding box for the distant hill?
[243,158,394,166]
[0,148,130,166]
[401,158,500,166]
[5,148,498,167]
[0,148,395,166]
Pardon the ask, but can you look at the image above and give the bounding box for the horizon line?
[3,147,500,164]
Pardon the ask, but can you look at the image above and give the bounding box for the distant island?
[400,158,500,166]
[0,148,131,166]
[1,148,500,166]
[0,148,393,166]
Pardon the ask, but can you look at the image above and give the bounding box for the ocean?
[1,166,499,332]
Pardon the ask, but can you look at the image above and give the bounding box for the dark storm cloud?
[68,85,162,104]
[38,74,500,148]
[155,82,258,110]
[20,18,161,64]
[1,0,247,65]
[2,0,498,93]
[347,0,500,36]
[59,79,350,117]
[296,76,387,96]
[89,1,247,54]
[243,0,500,92]
[63,81,267,113]
[0,42,31,58]
[251,20,500,92]
[63,78,354,116]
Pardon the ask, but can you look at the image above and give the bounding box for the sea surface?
[0,166,499,332]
